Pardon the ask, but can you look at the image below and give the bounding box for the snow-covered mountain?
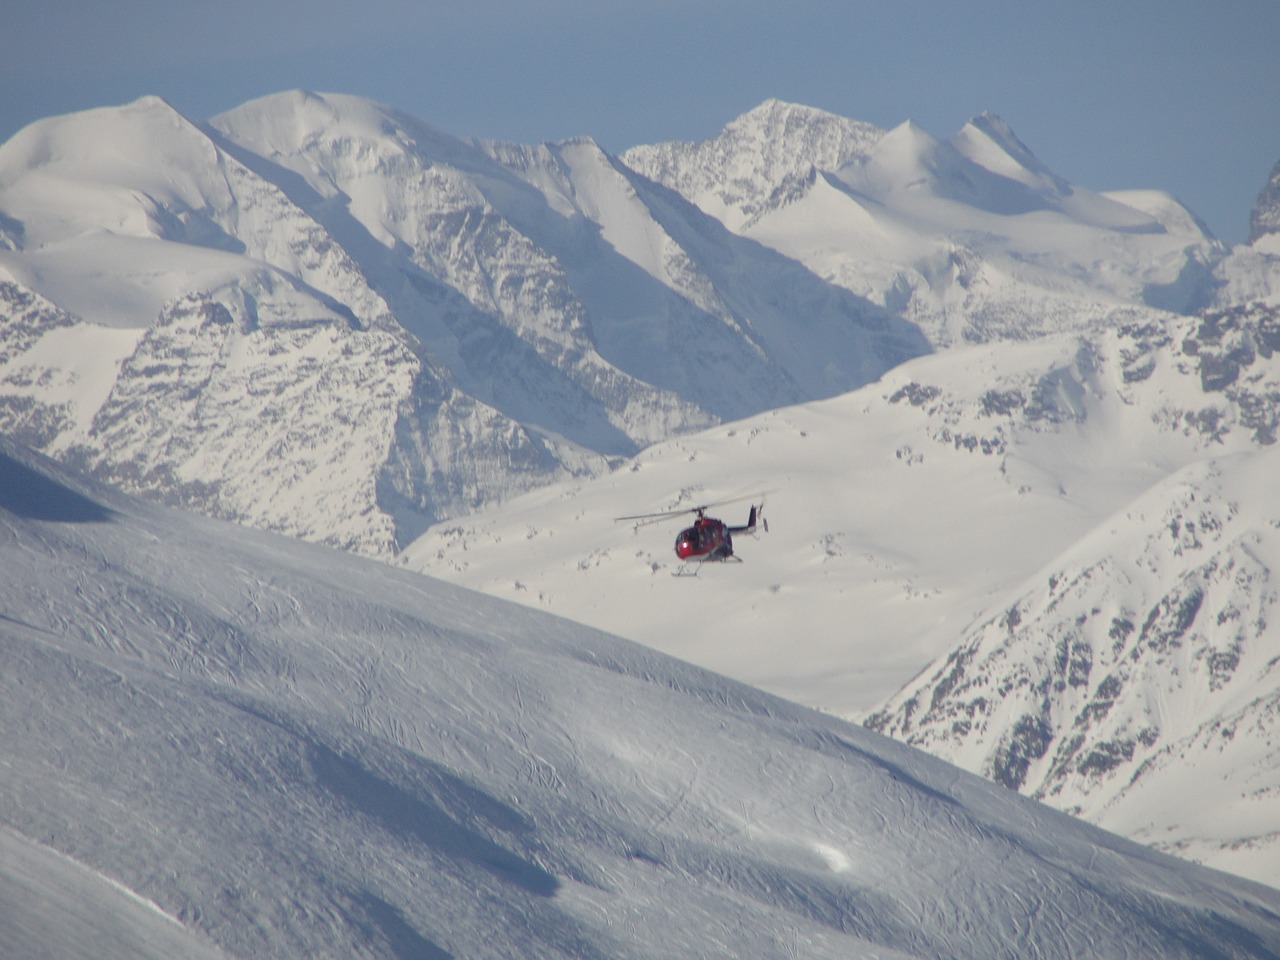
[624,100,1226,345]
[0,93,926,558]
[0,95,597,558]
[2,92,1260,563]
[866,448,1280,889]
[860,299,1280,886]
[5,436,1280,959]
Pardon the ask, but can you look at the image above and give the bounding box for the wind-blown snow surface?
[4,438,1280,959]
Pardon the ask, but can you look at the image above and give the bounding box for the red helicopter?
[617,494,769,574]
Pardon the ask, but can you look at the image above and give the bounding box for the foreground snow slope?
[5,437,1280,959]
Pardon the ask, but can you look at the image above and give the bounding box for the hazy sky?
[4,0,1278,241]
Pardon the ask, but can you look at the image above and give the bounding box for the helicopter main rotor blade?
[614,489,774,524]
[614,507,695,523]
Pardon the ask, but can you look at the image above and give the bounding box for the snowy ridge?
[3,437,1280,958]
[209,91,924,428]
[628,103,1227,346]
[0,93,1268,558]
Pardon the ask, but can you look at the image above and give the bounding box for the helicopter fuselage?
[675,515,734,561]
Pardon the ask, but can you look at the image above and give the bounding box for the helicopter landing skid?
[672,557,742,577]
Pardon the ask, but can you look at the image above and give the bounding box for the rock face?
[1249,158,1280,244]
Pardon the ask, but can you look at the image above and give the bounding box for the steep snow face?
[951,112,1070,195]
[4,438,1280,959]
[210,92,715,452]
[0,276,576,559]
[867,452,1280,888]
[0,96,588,557]
[214,92,923,428]
[625,103,1226,346]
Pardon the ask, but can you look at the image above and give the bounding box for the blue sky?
[4,0,1278,241]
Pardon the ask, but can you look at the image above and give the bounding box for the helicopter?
[616,493,769,575]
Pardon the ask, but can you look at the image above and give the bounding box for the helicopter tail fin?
[728,504,765,536]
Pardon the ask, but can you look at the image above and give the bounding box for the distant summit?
[621,99,885,228]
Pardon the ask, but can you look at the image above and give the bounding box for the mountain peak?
[732,97,850,129]
[882,117,938,145]
[723,98,885,155]
[0,94,195,173]
[620,99,883,227]
[952,112,1065,192]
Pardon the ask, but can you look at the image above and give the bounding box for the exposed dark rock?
[889,382,941,407]
[990,713,1053,790]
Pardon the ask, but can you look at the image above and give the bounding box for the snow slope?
[4,436,1280,958]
